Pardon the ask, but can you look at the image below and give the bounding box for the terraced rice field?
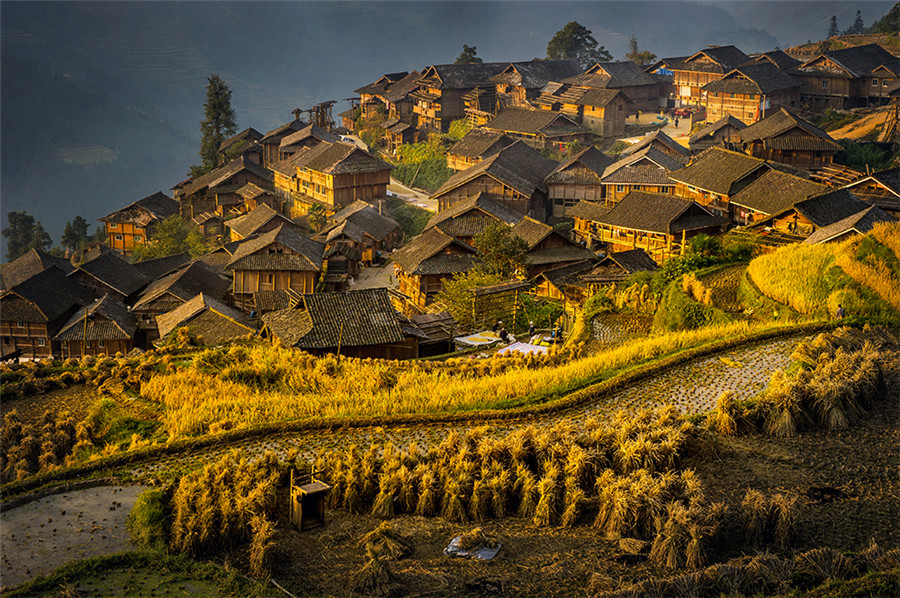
[700,264,746,313]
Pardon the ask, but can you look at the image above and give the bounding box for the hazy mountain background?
[1,1,893,255]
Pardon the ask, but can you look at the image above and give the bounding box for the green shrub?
[128,487,171,550]
[653,281,732,332]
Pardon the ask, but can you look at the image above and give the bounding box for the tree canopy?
[455,44,483,64]
[2,211,52,261]
[472,222,529,279]
[547,21,612,69]
[191,74,237,178]
[625,35,656,66]
[130,215,209,261]
[61,216,92,251]
[871,3,900,33]
[844,10,867,35]
[827,15,840,38]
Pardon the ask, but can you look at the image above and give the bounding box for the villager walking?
[836,304,845,319]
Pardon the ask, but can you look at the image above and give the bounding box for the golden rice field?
[53,145,117,165]
[747,243,838,315]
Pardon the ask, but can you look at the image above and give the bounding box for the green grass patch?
[652,280,733,332]
[392,156,453,193]
[385,197,432,240]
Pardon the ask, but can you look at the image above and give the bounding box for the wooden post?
[681,229,686,256]
[336,322,344,358]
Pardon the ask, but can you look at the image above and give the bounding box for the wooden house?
[270,141,392,218]
[54,294,137,358]
[842,167,900,218]
[235,182,282,213]
[391,227,478,309]
[735,108,842,170]
[226,203,300,242]
[803,206,895,244]
[193,238,244,278]
[669,45,751,106]
[407,312,458,357]
[381,118,417,154]
[668,147,772,216]
[425,192,526,246]
[728,169,827,225]
[758,189,870,237]
[174,155,274,219]
[258,118,307,167]
[317,224,363,289]
[510,217,595,277]
[483,107,589,149]
[381,70,424,122]
[316,204,401,268]
[791,44,900,109]
[355,72,409,118]
[589,191,729,262]
[621,129,691,163]
[533,85,629,137]
[411,62,509,133]
[446,129,514,171]
[99,191,179,255]
[226,224,325,312]
[431,141,557,221]
[130,261,231,347]
[490,59,582,109]
[751,50,801,71]
[545,146,615,218]
[689,115,746,153]
[567,200,611,248]
[132,253,191,281]
[462,86,498,126]
[580,249,660,288]
[218,127,264,164]
[0,267,94,360]
[562,61,665,115]
[192,212,225,240]
[702,63,803,124]
[1,249,73,291]
[601,146,683,204]
[278,124,340,161]
[67,252,151,304]
[531,260,593,311]
[156,293,256,346]
[330,201,403,253]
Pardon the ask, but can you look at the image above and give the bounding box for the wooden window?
[821,80,828,89]
[115,235,123,241]
[37,338,45,347]
[17,321,24,328]
[884,80,889,87]
[109,222,118,228]
[135,235,142,242]
[99,340,105,348]
[873,79,879,86]
[730,94,736,99]
[267,274,274,284]
[748,94,755,100]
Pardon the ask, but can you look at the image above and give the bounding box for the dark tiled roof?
[602,146,683,185]
[846,167,900,195]
[132,261,230,312]
[534,260,594,286]
[689,115,746,145]
[738,108,840,150]
[524,245,595,266]
[253,289,303,313]
[729,169,827,215]
[605,249,661,273]
[260,118,306,143]
[391,227,476,275]
[752,50,802,71]
[426,193,524,233]
[1,249,73,291]
[433,141,558,199]
[279,124,340,150]
[227,224,324,272]
[192,212,224,226]
[510,217,554,248]
[804,206,895,244]
[354,71,409,95]
[668,147,768,195]
[344,208,401,242]
[262,288,406,349]
[447,129,514,159]
[703,63,802,95]
[409,311,458,343]
[383,70,423,103]
[797,44,898,79]
[54,294,137,341]
[595,191,727,235]
[156,293,255,342]
[286,141,392,176]
[490,60,582,89]
[567,200,611,221]
[226,204,294,239]
[133,253,191,281]
[219,127,263,153]
[99,191,179,226]
[573,88,623,107]
[621,130,691,161]
[792,189,870,227]
[485,108,586,137]
[73,252,151,297]
[546,146,615,186]
[564,61,659,88]
[678,46,751,74]
[1,267,94,323]
[418,62,509,89]
[315,219,366,244]
[179,155,273,198]
[331,200,375,222]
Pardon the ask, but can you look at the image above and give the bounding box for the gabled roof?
[72,252,151,297]
[729,169,826,216]
[563,61,660,88]
[314,218,367,245]
[797,43,899,79]
[156,293,255,342]
[490,59,583,89]
[545,146,615,186]
[279,124,340,150]
[844,166,900,197]
[689,115,747,145]
[601,146,683,185]
[1,267,94,323]
[433,141,558,199]
[790,189,870,227]
[567,200,611,221]
[1,249,73,291]
[133,252,191,281]
[261,288,406,349]
[752,50,801,71]
[484,107,586,137]
[447,129,514,159]
[426,192,525,235]
[621,129,691,161]
[383,70,424,103]
[226,204,294,239]
[391,227,477,276]
[595,191,727,235]
[179,155,273,198]
[281,141,392,176]
[260,118,307,143]
[54,294,137,341]
[509,217,555,248]
[417,62,509,90]
[354,71,409,95]
[227,224,324,272]
[99,191,179,225]
[219,127,263,153]
[803,206,896,244]
[703,63,802,95]
[668,147,769,195]
[602,249,661,273]
[677,45,751,74]
[737,108,842,152]
[132,261,230,312]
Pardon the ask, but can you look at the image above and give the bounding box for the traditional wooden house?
[791,43,900,109]
[0,267,94,360]
[545,146,615,217]
[192,212,225,240]
[425,192,525,245]
[590,191,729,262]
[411,62,509,133]
[226,224,325,312]
[702,62,803,124]
[235,182,282,214]
[462,86,498,126]
[270,142,392,218]
[278,124,340,161]
[482,107,589,149]
[803,206,895,244]
[842,166,900,218]
[193,238,245,277]
[728,168,827,224]
[132,253,191,281]
[54,294,137,358]
[510,217,596,277]
[751,50,801,71]
[562,61,664,115]
[669,45,751,106]
[226,203,300,242]
[601,146,683,204]
[533,85,629,137]
[218,127,264,164]
[99,191,180,255]
[261,288,422,359]
[391,227,478,309]
[758,189,870,237]
[355,72,409,118]
[381,70,424,122]
[531,260,593,311]
[130,261,231,347]
[318,226,363,290]
[668,147,772,216]
[490,59,583,109]
[579,249,660,288]
[568,200,611,248]
[621,129,691,163]
[174,155,274,219]
[258,118,307,167]
[735,108,842,170]
[68,252,151,304]
[317,203,402,265]
[1,249,73,291]
[381,119,417,154]
[431,141,558,221]
[156,293,256,346]
[446,129,514,171]
[689,115,746,152]
[405,312,457,357]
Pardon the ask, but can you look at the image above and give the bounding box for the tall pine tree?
[191,74,237,177]
[827,15,840,38]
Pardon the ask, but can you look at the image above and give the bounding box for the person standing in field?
[836,304,845,319]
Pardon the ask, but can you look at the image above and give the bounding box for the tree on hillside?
[547,21,612,69]
[871,2,900,33]
[472,222,528,279]
[625,34,656,67]
[61,216,92,251]
[2,211,52,261]
[455,44,483,64]
[130,215,208,261]
[827,15,840,38]
[844,10,866,35]
[190,74,237,178]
